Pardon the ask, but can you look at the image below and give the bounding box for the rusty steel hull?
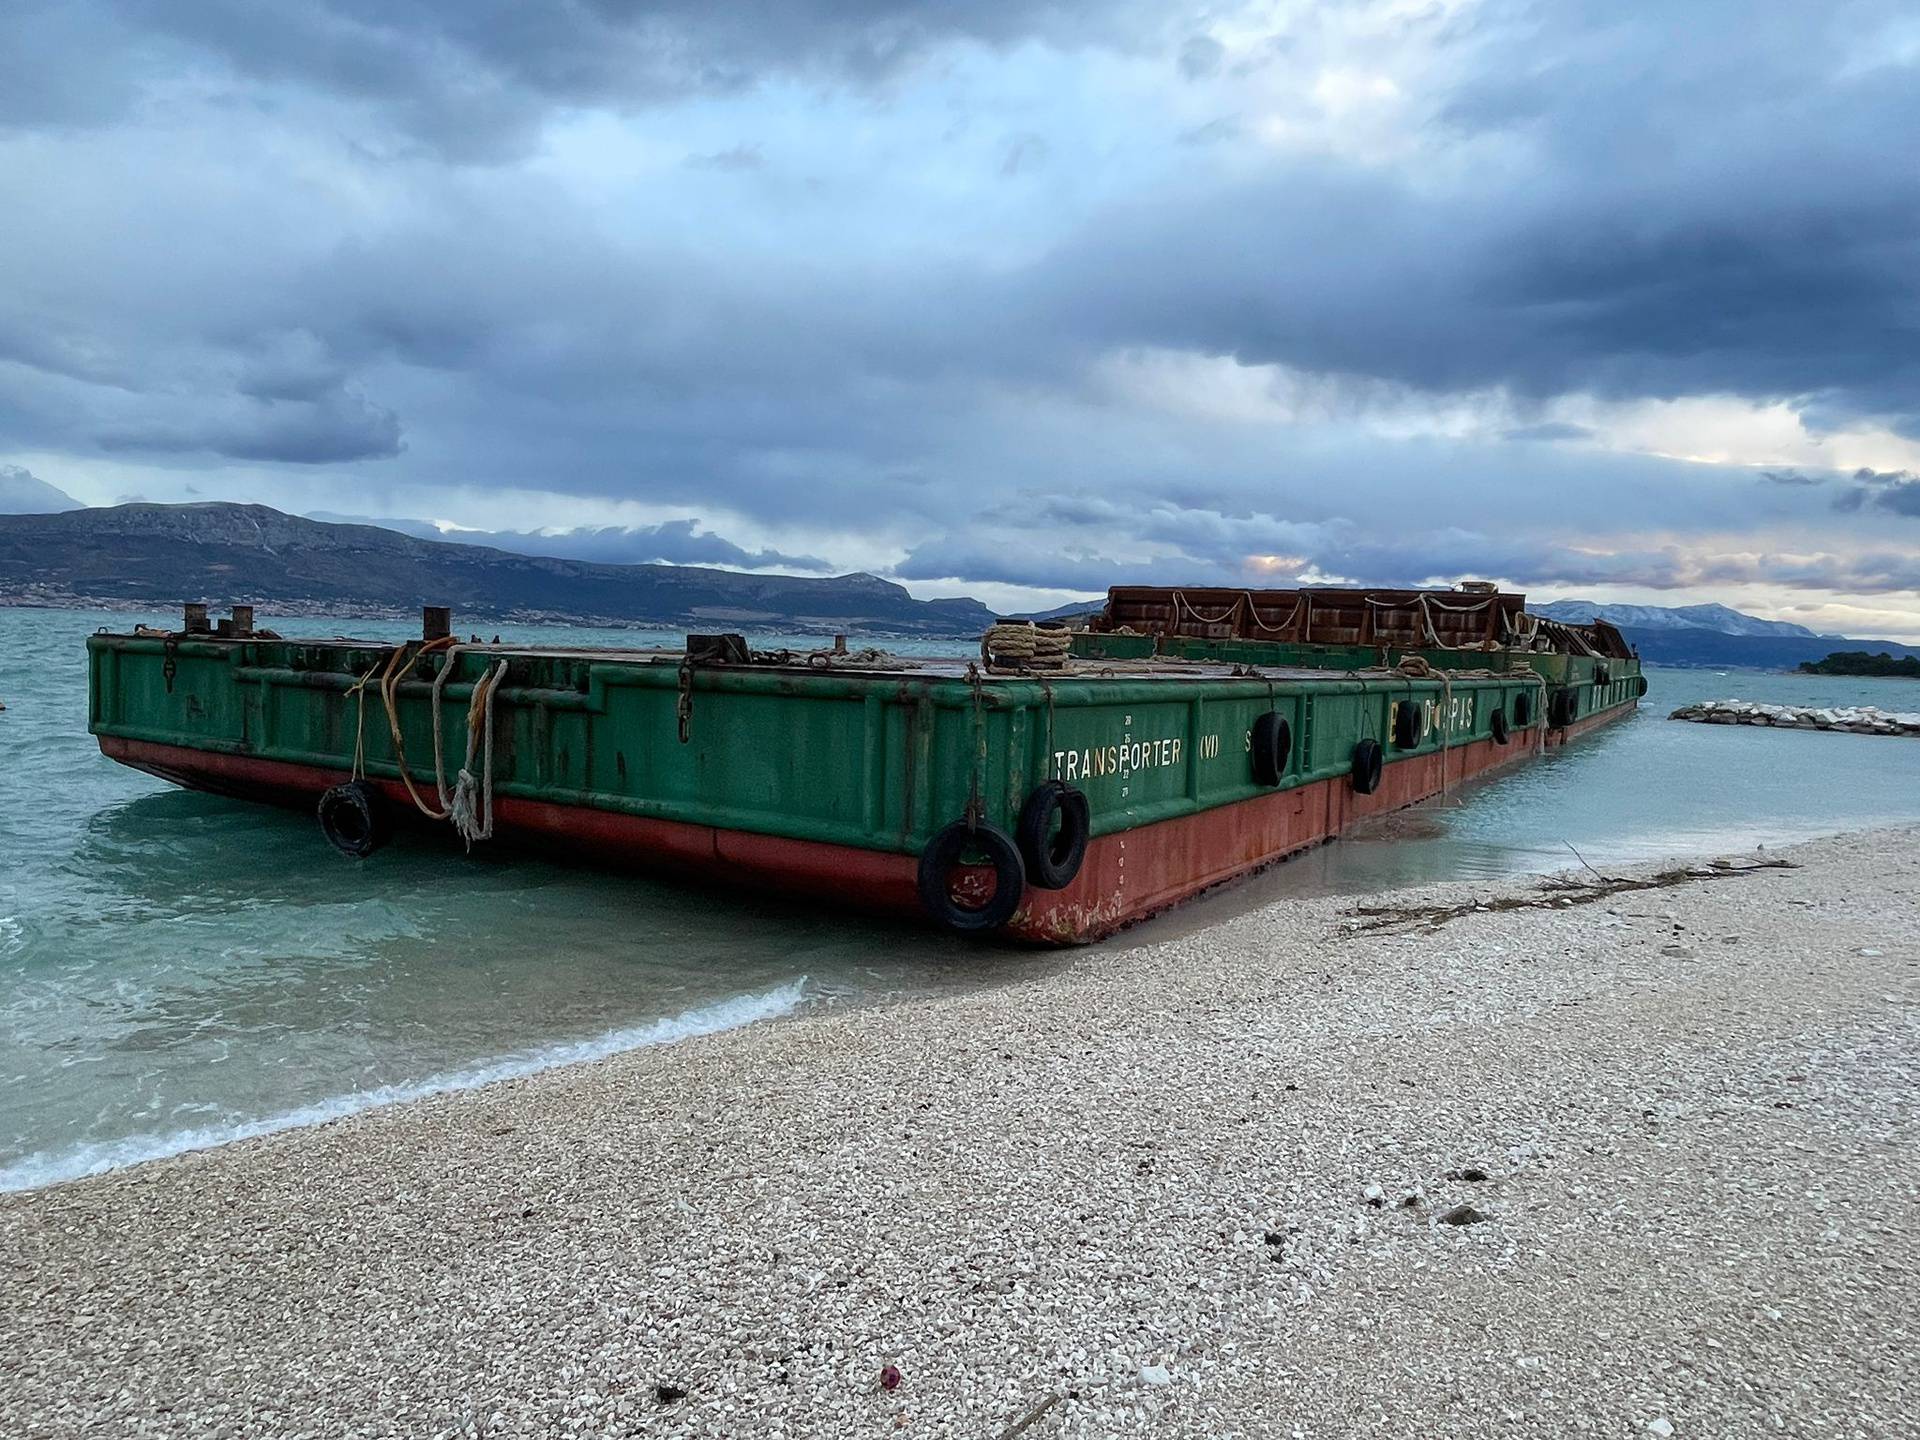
[1008,700,1630,941]
[101,697,1633,944]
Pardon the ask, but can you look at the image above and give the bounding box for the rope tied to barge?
[343,634,457,804]
[344,637,510,848]
[431,647,509,849]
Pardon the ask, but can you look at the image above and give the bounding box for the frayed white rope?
[449,659,508,850]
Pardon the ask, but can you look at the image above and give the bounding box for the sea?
[5,604,1920,1192]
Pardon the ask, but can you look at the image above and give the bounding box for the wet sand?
[3,828,1916,1438]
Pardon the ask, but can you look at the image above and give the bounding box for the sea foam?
[0,978,808,1194]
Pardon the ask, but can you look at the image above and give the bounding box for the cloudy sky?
[4,1,1919,633]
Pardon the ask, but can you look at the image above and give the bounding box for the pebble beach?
[3,828,1915,1439]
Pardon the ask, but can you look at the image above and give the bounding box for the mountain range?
[0,502,996,636]
[0,466,79,515]
[0,500,1915,664]
[1531,601,1920,668]
[1529,599,1824,639]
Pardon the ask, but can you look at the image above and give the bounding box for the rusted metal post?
[230,605,254,637]
[215,617,234,637]
[423,606,451,641]
[182,602,209,634]
[834,633,848,655]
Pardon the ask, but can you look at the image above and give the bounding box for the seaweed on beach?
[1344,856,1800,934]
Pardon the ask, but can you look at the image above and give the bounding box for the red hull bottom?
[100,704,1634,945]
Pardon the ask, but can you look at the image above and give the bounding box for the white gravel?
[3,828,1916,1439]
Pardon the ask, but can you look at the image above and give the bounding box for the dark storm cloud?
[1025,3,1920,434]
[1873,481,1920,518]
[12,0,1149,157]
[473,519,830,571]
[311,513,828,570]
[1824,468,1920,519]
[95,391,403,464]
[899,524,1920,598]
[4,0,1919,605]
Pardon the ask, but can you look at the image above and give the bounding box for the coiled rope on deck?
[981,621,1070,672]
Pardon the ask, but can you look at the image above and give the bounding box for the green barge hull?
[87,587,1643,943]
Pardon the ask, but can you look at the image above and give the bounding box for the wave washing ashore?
[0,982,807,1194]
[4,828,1914,1437]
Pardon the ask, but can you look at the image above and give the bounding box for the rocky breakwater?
[1670,698,1920,736]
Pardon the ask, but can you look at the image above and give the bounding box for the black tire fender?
[917,821,1026,933]
[1017,781,1090,890]
[1351,738,1385,795]
[1549,688,1578,727]
[318,780,390,858]
[1490,706,1510,746]
[1250,710,1292,787]
[1513,690,1533,727]
[1392,698,1420,749]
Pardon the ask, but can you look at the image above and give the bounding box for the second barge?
[88,585,1643,943]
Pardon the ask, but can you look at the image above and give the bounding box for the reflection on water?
[6,607,1920,1188]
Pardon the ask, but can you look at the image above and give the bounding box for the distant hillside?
[0,502,998,636]
[1532,598,1821,639]
[0,466,80,515]
[1612,627,1920,669]
[1531,597,1920,667]
[1014,601,1104,623]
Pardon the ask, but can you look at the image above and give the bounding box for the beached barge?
[87,587,1643,943]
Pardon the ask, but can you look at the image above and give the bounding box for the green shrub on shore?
[1798,650,1920,677]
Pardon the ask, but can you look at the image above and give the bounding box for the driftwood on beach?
[1670,699,1920,736]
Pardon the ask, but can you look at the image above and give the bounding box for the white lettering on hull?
[1054,735,1187,782]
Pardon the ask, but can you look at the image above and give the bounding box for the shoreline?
[0,980,813,1196]
[4,827,1915,1436]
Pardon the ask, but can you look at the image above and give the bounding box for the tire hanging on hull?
[1251,711,1292,786]
[317,780,391,858]
[1017,781,1090,890]
[1351,738,1384,794]
[917,821,1027,933]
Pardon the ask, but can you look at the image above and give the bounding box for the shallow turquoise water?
[1188,662,1920,912]
[4,605,1918,1190]
[0,608,1015,1190]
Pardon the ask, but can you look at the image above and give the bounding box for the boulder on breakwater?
[1669,699,1920,736]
